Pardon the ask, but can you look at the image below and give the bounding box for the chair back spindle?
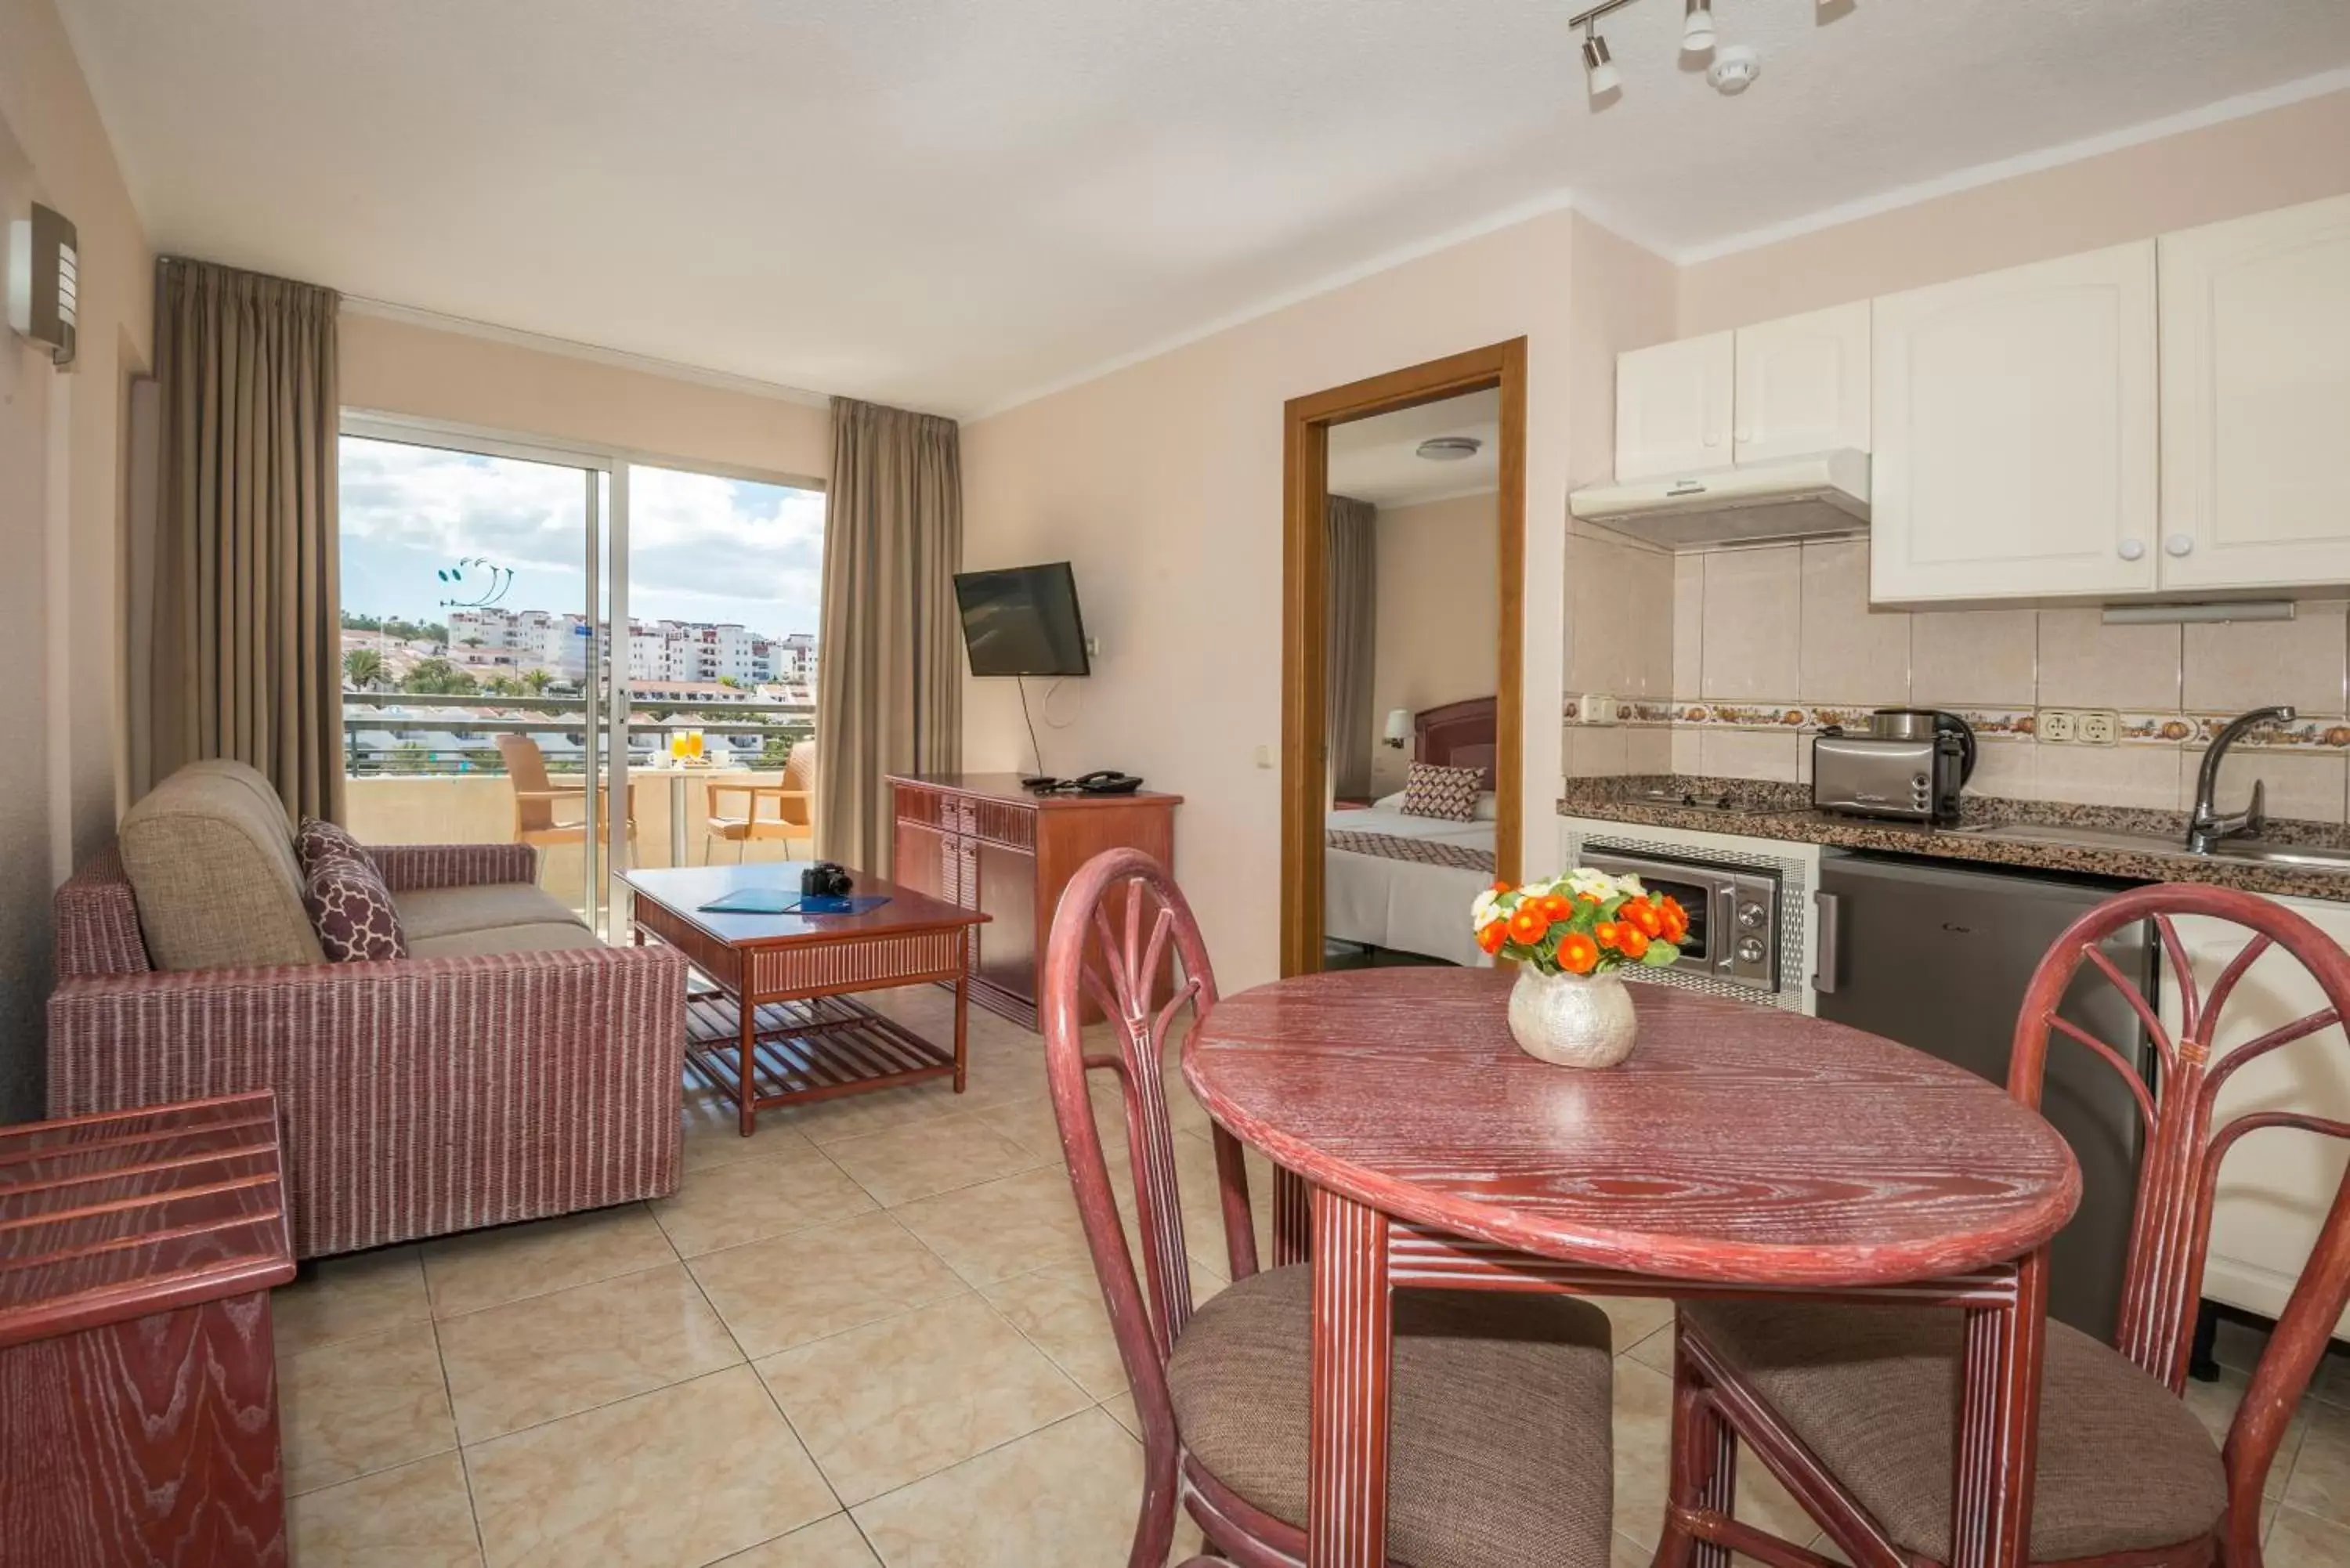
[2009,880,2350,1557]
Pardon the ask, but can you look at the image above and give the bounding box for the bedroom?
[1321,387,1504,970]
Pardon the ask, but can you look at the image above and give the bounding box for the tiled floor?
[274,988,2350,1567]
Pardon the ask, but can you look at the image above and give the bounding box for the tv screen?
[953,562,1091,677]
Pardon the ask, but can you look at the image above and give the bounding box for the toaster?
[1811,708,1977,826]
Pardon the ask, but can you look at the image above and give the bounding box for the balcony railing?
[340,691,814,777]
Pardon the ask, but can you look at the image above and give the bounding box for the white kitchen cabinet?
[2157,194,2350,594]
[1869,242,2160,604]
[1615,332,1732,481]
[2160,898,2350,1341]
[1732,302,1871,464]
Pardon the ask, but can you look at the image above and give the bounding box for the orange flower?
[1580,891,1603,904]
[1556,932,1599,974]
[1508,905,1550,945]
[1476,920,1509,956]
[1614,926,1650,959]
[1536,893,1572,922]
[1593,920,1622,948]
[1490,880,1513,894]
[1620,898,1664,938]
[1659,896,1688,943]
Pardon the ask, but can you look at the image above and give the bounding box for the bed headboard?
[1415,697,1496,789]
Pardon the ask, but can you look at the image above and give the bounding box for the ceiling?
[54,2,2350,417]
[1328,388,1500,508]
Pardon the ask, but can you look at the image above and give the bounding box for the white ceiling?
[54,1,2350,417]
[1328,388,1500,508]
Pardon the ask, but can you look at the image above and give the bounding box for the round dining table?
[1183,966,2081,1568]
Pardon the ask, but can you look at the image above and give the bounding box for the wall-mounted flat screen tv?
[953,562,1091,677]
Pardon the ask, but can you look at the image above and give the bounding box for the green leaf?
[1640,944,1679,966]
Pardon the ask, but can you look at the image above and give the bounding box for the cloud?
[340,437,824,636]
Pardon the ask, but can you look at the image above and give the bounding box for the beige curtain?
[815,398,963,871]
[148,258,343,822]
[1325,494,1378,802]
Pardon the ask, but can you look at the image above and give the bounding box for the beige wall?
[962,209,1586,988]
[1366,491,1500,799]
[340,310,833,482]
[0,0,154,1118]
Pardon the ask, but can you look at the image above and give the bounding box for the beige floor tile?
[280,1321,457,1496]
[826,1113,1050,1208]
[891,1166,1095,1288]
[1610,1532,1650,1568]
[851,1407,1146,1567]
[2187,1365,2312,1501]
[1609,1357,1817,1550]
[1625,1324,1676,1376]
[717,1514,881,1566]
[465,1364,835,1568]
[273,1245,430,1358]
[979,1259,1130,1397]
[972,1090,1126,1167]
[2284,1392,2350,1523]
[686,1089,819,1173]
[421,1204,678,1320]
[439,1262,743,1443]
[287,1450,483,1567]
[2269,1503,2350,1566]
[1595,1296,1676,1357]
[773,1079,967,1146]
[1100,1391,1141,1440]
[757,1293,1090,1505]
[650,1148,879,1258]
[689,1212,969,1359]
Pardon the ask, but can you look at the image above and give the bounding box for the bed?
[1323,696,1498,967]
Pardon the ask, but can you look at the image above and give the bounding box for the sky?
[338,436,826,637]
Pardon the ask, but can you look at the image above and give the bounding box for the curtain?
[815,397,963,871]
[148,258,343,822]
[1325,493,1378,803]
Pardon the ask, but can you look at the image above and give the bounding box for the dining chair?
[495,733,636,849]
[704,740,816,862]
[1655,880,2350,1568]
[1041,847,1618,1568]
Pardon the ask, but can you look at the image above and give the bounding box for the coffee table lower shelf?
[681,991,961,1118]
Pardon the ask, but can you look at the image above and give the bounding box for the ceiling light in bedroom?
[1415,435,1484,462]
[1581,30,1620,98]
[1682,1,1716,52]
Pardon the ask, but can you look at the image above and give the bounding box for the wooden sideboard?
[0,1092,297,1567]
[888,772,1180,1028]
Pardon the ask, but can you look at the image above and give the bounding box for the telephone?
[1071,770,1144,795]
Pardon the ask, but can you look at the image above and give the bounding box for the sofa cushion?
[407,922,608,959]
[119,761,323,970]
[295,815,368,870]
[303,854,408,961]
[393,883,588,941]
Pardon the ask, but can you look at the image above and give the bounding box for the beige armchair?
[704,739,816,862]
[496,733,637,847]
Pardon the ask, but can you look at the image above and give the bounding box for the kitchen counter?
[1558,775,2350,904]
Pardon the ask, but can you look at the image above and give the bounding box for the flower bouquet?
[1470,869,1687,1068]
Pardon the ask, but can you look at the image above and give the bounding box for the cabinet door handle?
[1812,891,1842,995]
[2118,537,2146,562]
[2165,533,2195,558]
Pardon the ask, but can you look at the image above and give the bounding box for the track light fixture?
[1582,27,1620,97]
[1569,0,1814,101]
[1682,0,1716,52]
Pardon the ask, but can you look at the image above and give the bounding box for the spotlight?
[1683,0,1716,52]
[1582,31,1620,96]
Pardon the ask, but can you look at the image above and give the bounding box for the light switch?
[1254,744,1273,769]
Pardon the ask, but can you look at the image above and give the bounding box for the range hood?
[1568,449,1870,551]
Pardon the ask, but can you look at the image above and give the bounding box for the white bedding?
[1323,803,1495,967]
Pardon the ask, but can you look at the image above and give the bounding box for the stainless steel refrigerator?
[1814,851,2154,1339]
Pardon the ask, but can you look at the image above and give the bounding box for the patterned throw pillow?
[1400,761,1484,822]
[295,815,369,872]
[302,854,407,962]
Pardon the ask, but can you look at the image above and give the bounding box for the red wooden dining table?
[1182,966,2081,1568]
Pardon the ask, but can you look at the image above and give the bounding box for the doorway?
[1280,340,1527,977]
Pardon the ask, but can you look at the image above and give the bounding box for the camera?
[800,861,855,897]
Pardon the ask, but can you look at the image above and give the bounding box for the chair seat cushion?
[394,883,588,941]
[1683,1299,2226,1563]
[407,922,606,959]
[1166,1264,1614,1568]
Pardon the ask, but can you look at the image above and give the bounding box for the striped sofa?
[46,761,689,1259]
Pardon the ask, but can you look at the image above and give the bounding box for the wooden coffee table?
[624,863,989,1136]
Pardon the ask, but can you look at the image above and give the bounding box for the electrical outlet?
[2037,709,2077,744]
[2076,709,2120,746]
[1577,693,1617,724]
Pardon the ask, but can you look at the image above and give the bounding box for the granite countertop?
[1556,775,2350,904]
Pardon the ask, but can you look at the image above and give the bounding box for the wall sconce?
[8,203,78,367]
[1382,709,1412,749]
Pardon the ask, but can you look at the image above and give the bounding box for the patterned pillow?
[1400,762,1484,822]
[295,815,369,872]
[302,853,407,962]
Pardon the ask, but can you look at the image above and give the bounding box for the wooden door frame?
[1280,338,1527,978]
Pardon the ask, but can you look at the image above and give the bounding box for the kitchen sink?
[2202,839,2350,870]
[1946,822,2350,872]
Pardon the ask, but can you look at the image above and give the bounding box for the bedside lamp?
[1382,709,1412,749]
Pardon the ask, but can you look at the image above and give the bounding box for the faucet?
[2186,705,2297,854]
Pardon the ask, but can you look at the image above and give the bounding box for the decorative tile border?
[1562,699,2350,750]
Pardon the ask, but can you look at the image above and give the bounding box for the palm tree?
[343,648,385,691]
[520,668,555,696]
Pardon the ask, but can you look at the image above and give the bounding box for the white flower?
[1470,888,1501,928]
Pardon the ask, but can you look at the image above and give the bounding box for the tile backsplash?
[1561,535,2350,823]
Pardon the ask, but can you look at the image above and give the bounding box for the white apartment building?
[446,609,591,678]
[627,620,782,685]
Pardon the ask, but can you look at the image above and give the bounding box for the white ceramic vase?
[1507,966,1638,1068]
